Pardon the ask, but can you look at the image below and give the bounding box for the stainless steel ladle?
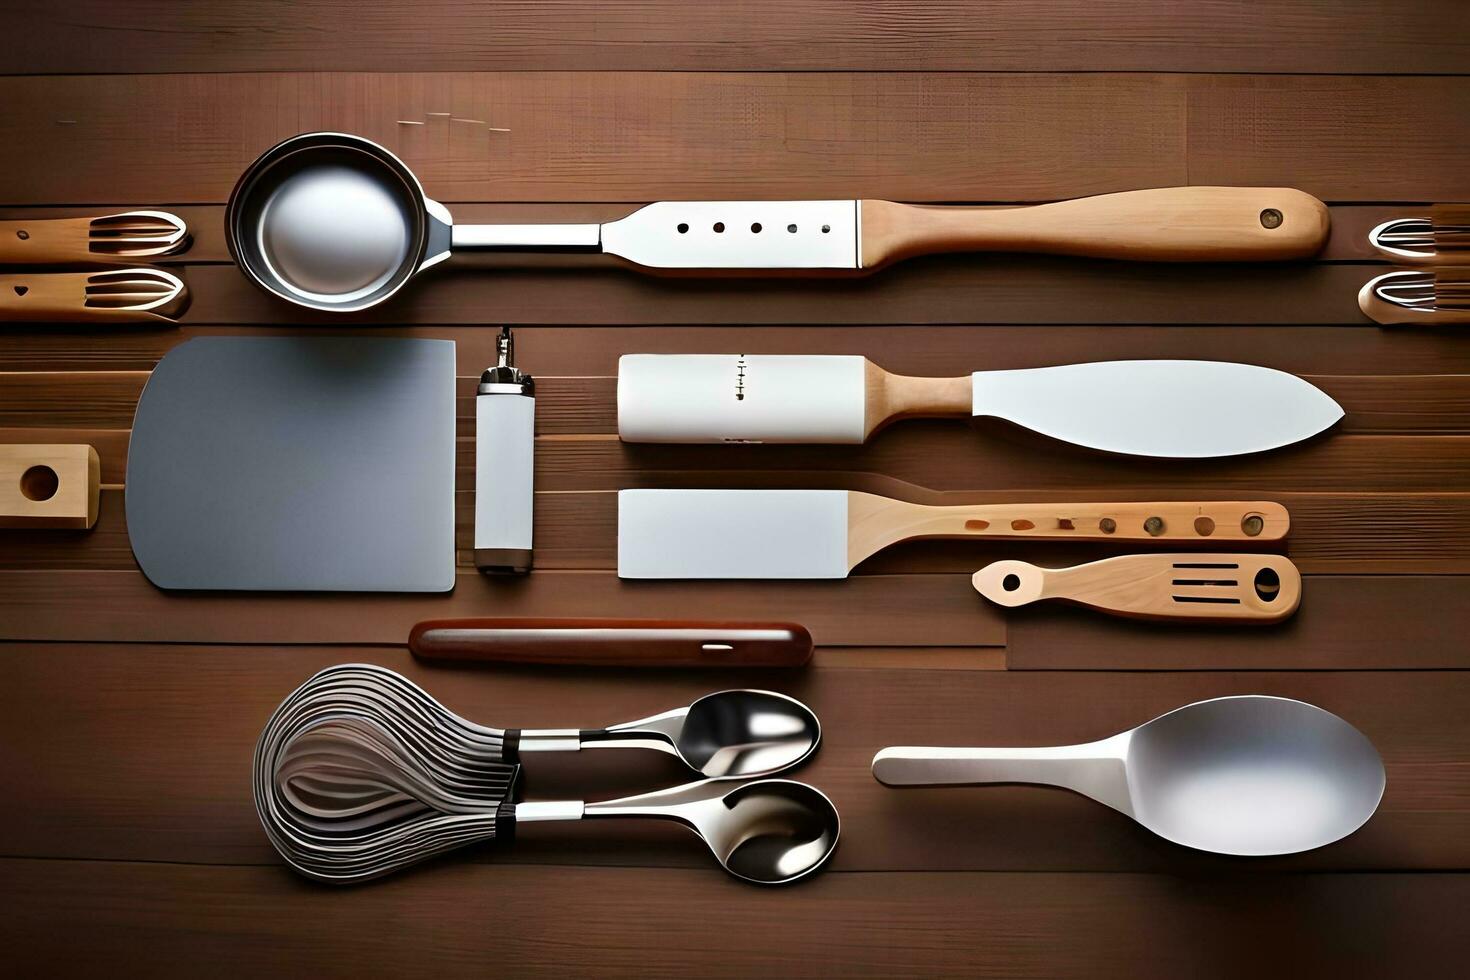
[513,688,822,780]
[873,695,1385,856]
[226,132,602,313]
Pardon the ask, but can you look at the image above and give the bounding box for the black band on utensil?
[502,729,521,763]
[497,801,517,842]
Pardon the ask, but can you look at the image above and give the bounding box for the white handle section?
[475,393,535,551]
[617,354,866,443]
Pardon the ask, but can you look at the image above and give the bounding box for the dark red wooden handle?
[408,618,813,667]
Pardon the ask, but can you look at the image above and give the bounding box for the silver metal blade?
[970,360,1343,458]
[600,201,858,269]
[618,489,849,579]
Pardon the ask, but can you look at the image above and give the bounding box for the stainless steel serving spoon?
[513,778,840,885]
[513,688,822,780]
[873,695,1385,856]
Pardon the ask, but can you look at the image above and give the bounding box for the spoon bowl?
[669,689,822,779]
[873,695,1385,856]
[1126,696,1385,855]
[583,778,840,885]
[227,133,435,313]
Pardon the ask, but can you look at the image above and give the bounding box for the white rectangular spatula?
[617,490,1288,579]
[618,356,1342,457]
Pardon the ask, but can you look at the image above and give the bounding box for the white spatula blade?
[618,489,850,579]
[971,360,1343,458]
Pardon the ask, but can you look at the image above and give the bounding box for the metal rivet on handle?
[1194,517,1215,536]
[1144,516,1165,536]
[1242,515,1265,536]
[1099,518,1116,534]
[1260,208,1283,229]
[16,230,28,240]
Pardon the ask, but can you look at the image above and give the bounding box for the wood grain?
[4,3,1469,973]
[1,646,1466,871]
[0,569,1006,648]
[5,861,1467,979]
[10,1,1468,74]
[2,73,1467,204]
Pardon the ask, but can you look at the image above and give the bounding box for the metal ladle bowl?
[226,132,442,313]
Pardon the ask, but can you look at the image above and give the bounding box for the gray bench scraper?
[127,336,456,592]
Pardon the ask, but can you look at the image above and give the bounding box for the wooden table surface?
[4,3,1470,976]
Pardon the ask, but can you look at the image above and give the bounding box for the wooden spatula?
[972,553,1301,623]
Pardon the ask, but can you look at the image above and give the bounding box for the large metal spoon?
[514,778,840,885]
[872,695,1385,856]
[513,688,821,780]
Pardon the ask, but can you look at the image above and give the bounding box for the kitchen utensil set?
[254,664,836,884]
[874,695,1385,856]
[1,131,1394,884]
[0,211,191,324]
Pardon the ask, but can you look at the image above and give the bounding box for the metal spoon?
[872,695,1385,856]
[515,778,840,885]
[227,132,602,313]
[513,688,822,780]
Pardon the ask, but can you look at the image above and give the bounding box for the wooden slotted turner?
[0,268,189,324]
[972,553,1301,623]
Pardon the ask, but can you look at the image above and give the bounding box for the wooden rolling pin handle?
[409,618,814,667]
[859,187,1330,267]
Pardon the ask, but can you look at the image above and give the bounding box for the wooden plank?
[0,569,1005,647]
[10,324,1470,377]
[169,262,1380,326]
[10,1,1468,74]
[4,861,1466,980]
[2,73,1467,204]
[5,368,1469,434]
[0,647,1464,870]
[531,434,1470,494]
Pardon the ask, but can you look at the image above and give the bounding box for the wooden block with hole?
[0,444,100,529]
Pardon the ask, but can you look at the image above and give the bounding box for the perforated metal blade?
[601,201,858,269]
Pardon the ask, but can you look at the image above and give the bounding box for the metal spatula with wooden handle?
[972,553,1301,622]
[618,355,1343,456]
[617,490,1288,579]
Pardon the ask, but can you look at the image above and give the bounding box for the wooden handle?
[848,494,1287,569]
[0,269,187,324]
[0,444,100,530]
[859,187,1330,268]
[972,553,1301,623]
[0,212,189,264]
[409,618,814,667]
[863,361,971,436]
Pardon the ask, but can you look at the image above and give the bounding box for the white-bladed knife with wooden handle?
[617,490,1288,579]
[618,355,1343,457]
